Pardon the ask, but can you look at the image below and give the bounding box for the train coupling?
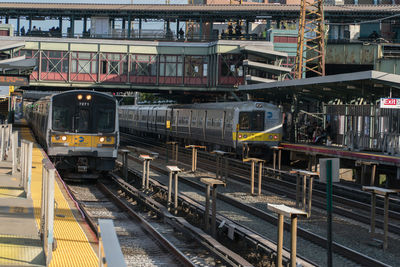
[77,157,88,173]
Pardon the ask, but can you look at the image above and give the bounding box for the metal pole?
[167,172,172,211]
[302,175,307,209]
[296,173,300,208]
[216,156,220,179]
[258,162,262,195]
[146,160,150,190]
[191,148,195,172]
[142,160,146,189]
[27,142,33,198]
[290,215,298,267]
[278,149,282,170]
[384,194,389,250]
[370,193,376,237]
[251,161,255,195]
[174,173,178,215]
[205,184,210,232]
[326,160,333,267]
[12,132,17,175]
[308,176,313,217]
[0,127,4,161]
[277,214,284,267]
[211,186,217,237]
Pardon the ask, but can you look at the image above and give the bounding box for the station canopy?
[238,70,400,102]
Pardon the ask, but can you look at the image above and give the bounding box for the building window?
[41,51,69,73]
[159,55,183,77]
[185,56,208,78]
[71,52,98,74]
[131,55,157,76]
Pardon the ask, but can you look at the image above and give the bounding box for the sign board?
[0,76,28,86]
[319,158,340,183]
[380,98,400,109]
[166,120,170,129]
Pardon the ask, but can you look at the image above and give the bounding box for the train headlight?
[86,95,92,101]
[238,134,242,138]
[55,136,60,140]
[106,137,111,142]
[61,136,67,141]
[77,94,83,100]
[99,137,105,143]
[274,135,278,140]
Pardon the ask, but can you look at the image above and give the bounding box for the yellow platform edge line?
[20,128,98,267]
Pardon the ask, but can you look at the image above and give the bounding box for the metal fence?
[324,103,400,155]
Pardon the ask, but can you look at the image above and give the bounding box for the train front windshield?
[239,111,265,131]
[52,93,115,133]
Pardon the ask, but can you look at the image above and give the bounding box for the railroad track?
[66,175,253,267]
[119,132,397,266]
[121,132,400,235]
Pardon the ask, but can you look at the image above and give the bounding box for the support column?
[127,16,131,38]
[29,17,32,32]
[17,17,20,36]
[70,15,75,38]
[139,18,142,39]
[201,178,226,237]
[59,16,62,36]
[121,150,130,181]
[277,214,284,267]
[83,17,87,36]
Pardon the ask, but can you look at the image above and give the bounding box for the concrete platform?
[0,160,45,266]
[0,123,98,267]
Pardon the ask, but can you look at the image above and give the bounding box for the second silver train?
[119,101,282,154]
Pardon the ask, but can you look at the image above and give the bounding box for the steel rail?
[107,172,254,267]
[117,149,391,267]
[97,182,196,267]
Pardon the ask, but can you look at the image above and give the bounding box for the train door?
[72,106,91,150]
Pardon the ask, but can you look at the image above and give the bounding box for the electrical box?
[319,158,340,183]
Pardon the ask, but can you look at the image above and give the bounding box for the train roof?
[119,101,279,110]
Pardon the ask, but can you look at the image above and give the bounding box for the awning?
[240,44,288,60]
[245,75,276,83]
[0,41,25,52]
[238,70,400,101]
[243,59,291,74]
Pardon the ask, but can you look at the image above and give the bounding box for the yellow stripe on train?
[51,135,115,147]
[232,132,281,142]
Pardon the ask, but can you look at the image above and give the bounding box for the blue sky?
[1,0,188,34]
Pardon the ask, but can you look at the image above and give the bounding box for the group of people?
[20,26,61,37]
[221,23,242,39]
[307,122,333,145]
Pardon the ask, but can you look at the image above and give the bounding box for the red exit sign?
[381,98,400,109]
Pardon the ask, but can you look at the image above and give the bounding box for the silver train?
[26,90,119,178]
[119,101,282,154]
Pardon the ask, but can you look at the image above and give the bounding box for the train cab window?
[239,112,251,130]
[239,111,265,131]
[252,111,265,131]
[52,105,72,131]
[97,108,115,133]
